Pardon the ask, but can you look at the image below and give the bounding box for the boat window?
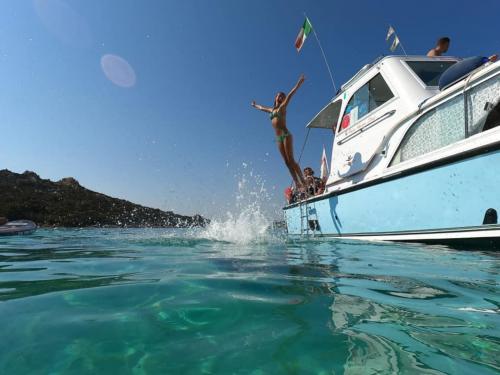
[406,61,457,86]
[391,94,465,165]
[307,100,342,130]
[467,74,500,135]
[340,73,394,131]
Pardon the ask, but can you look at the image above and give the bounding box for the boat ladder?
[299,201,320,236]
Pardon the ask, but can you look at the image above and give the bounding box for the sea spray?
[124,163,286,245]
[200,165,281,245]
[201,204,270,245]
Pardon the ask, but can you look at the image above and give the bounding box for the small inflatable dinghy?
[438,56,488,89]
[0,220,37,236]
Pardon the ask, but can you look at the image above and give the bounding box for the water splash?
[201,205,270,245]
[200,165,279,245]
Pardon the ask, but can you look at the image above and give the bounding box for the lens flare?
[100,54,137,88]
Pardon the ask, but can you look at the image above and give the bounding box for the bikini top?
[269,111,281,120]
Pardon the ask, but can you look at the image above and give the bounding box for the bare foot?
[489,54,498,62]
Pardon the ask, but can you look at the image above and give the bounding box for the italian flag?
[295,17,312,52]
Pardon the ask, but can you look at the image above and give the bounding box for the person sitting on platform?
[304,167,324,196]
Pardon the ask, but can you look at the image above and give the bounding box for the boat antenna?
[304,13,337,93]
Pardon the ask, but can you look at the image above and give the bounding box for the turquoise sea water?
[0,227,499,374]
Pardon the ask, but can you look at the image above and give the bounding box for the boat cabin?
[307,55,500,193]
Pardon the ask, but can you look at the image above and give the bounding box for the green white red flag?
[295,17,313,52]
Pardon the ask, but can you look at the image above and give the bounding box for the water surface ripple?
[0,228,499,374]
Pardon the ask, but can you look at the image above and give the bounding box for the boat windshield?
[307,100,342,130]
[406,61,457,86]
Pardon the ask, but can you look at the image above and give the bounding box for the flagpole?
[304,13,337,93]
[398,39,408,56]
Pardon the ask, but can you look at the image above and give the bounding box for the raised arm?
[281,74,305,108]
[251,101,272,113]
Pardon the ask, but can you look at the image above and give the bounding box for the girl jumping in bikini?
[251,74,306,188]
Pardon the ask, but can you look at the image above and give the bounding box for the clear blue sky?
[1,0,499,219]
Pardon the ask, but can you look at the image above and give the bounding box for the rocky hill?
[0,170,208,227]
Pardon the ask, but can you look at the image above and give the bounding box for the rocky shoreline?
[0,170,209,228]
